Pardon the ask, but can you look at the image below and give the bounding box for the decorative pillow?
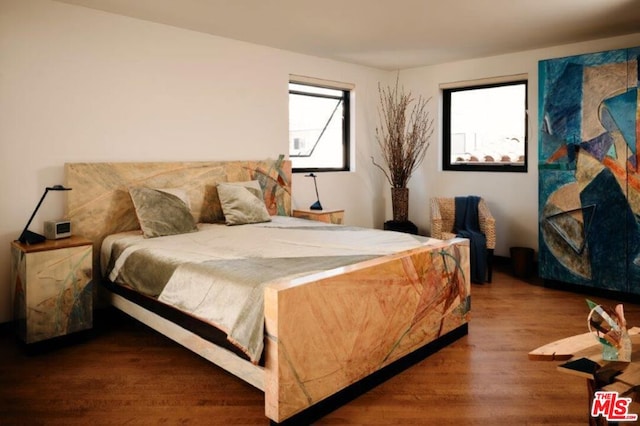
[155,188,191,209]
[217,181,271,225]
[129,187,198,238]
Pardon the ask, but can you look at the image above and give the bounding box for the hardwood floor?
[2,262,640,425]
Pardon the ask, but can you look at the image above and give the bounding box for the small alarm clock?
[44,220,72,240]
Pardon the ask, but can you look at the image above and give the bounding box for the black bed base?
[271,323,469,425]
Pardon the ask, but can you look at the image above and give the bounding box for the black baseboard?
[543,279,640,304]
[271,323,469,425]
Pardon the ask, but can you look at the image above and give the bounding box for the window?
[442,79,528,172]
[289,79,351,172]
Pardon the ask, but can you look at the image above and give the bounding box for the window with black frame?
[289,81,350,172]
[442,79,528,172]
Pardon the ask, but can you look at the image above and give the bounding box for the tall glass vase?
[391,187,409,222]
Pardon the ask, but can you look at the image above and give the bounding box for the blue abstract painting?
[538,47,640,293]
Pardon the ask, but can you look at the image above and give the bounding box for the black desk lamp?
[305,173,323,210]
[18,185,72,244]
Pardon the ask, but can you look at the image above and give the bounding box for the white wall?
[0,0,388,322]
[399,33,640,258]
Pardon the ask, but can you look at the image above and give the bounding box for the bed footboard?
[263,237,470,423]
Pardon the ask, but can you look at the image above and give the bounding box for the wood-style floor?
[2,262,640,425]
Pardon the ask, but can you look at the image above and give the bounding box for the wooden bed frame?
[65,158,470,424]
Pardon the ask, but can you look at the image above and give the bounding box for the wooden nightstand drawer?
[292,209,344,225]
[10,236,93,343]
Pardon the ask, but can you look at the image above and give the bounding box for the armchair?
[430,197,496,282]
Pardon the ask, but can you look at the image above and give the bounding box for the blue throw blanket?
[454,196,487,283]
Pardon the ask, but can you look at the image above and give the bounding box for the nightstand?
[10,236,93,344]
[292,208,345,225]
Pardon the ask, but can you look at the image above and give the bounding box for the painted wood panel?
[65,158,291,278]
[264,238,470,422]
[11,239,93,343]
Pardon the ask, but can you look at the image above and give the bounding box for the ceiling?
[56,0,640,70]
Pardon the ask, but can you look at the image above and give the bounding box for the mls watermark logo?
[591,391,638,422]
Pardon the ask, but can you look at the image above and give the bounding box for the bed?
[65,158,470,424]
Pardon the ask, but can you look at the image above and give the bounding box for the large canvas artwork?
[538,47,640,293]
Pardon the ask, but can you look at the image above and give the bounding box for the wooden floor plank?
[2,262,640,424]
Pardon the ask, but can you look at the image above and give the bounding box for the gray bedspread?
[102,216,432,363]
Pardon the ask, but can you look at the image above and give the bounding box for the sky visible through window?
[450,83,526,164]
[289,83,346,170]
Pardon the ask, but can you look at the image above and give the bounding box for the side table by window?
[292,208,345,225]
[10,236,93,344]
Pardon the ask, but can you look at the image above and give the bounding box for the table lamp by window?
[18,185,72,244]
[305,173,323,210]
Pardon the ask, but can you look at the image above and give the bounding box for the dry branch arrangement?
[372,77,434,189]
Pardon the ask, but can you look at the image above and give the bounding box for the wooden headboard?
[65,157,291,272]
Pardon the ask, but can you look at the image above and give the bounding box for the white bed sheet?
[101,216,438,362]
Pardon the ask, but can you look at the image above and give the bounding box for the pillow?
[155,188,191,209]
[129,187,198,238]
[217,181,271,225]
